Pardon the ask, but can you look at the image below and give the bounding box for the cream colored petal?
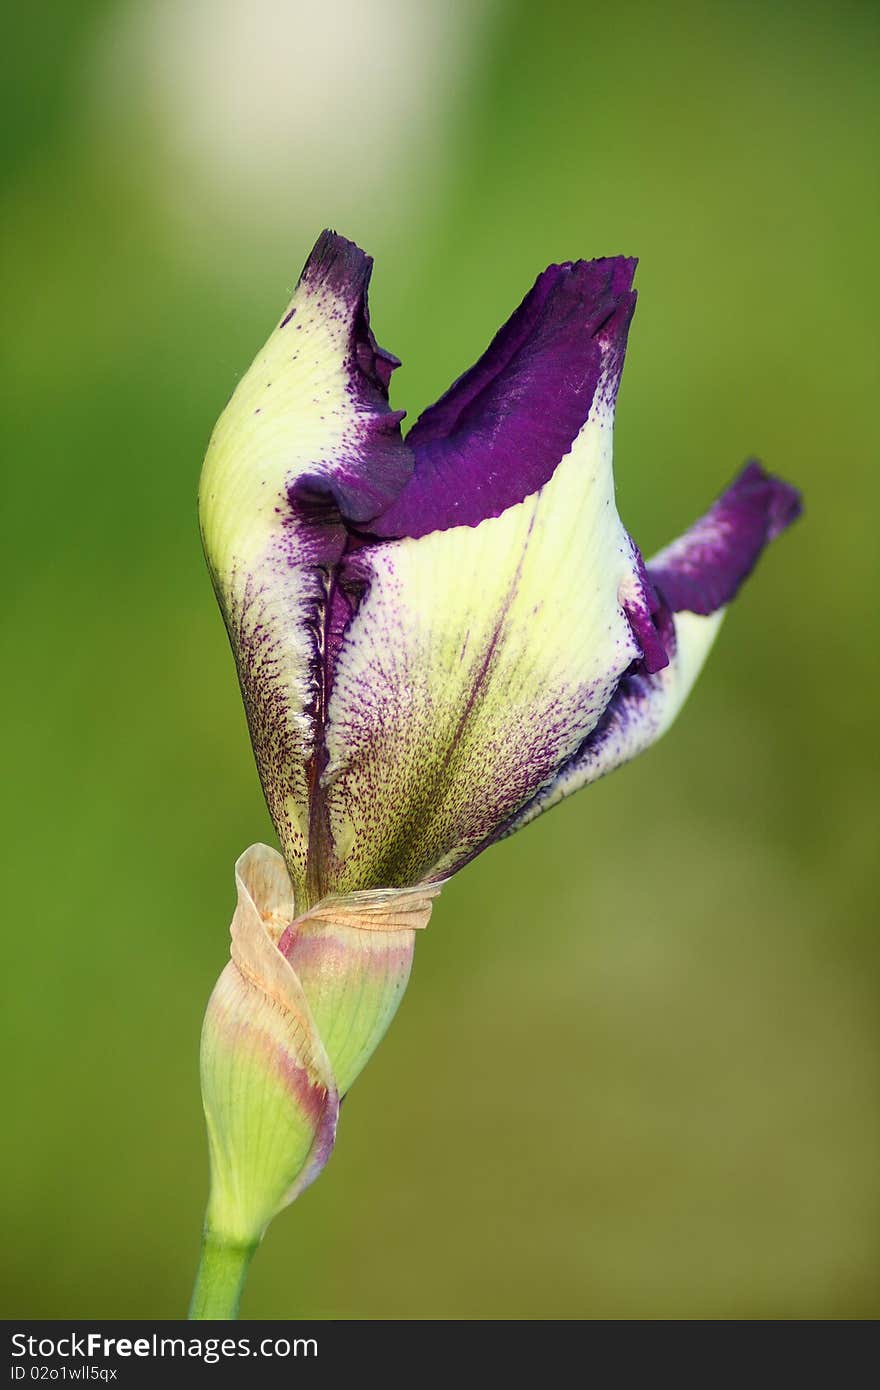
[500,608,726,839]
[322,398,647,890]
[198,235,409,897]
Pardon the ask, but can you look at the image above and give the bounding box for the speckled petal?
[493,608,726,842]
[199,233,412,901]
[491,462,802,842]
[318,366,660,892]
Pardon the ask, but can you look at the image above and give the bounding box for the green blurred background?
[2,0,878,1320]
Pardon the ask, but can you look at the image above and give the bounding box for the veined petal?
[491,462,801,843]
[199,232,412,899]
[280,883,439,1096]
[320,376,659,891]
[495,608,725,841]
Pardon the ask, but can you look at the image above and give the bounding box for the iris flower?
[189,231,800,1317]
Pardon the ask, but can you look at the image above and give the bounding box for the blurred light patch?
[86,0,496,236]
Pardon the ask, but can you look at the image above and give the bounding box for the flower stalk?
[189,1233,257,1321]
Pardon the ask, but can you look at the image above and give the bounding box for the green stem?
[188,1229,257,1320]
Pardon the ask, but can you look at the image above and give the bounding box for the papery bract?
[200,844,437,1246]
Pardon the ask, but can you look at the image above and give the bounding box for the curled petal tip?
[298,228,372,301]
[647,460,803,617]
[736,458,803,540]
[297,229,401,396]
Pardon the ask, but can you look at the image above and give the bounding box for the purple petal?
[647,460,802,616]
[367,257,637,540]
[620,543,674,675]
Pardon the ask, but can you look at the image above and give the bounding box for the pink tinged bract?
[199,845,437,1246]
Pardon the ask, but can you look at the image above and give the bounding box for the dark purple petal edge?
[367,257,638,540]
[647,460,802,616]
[285,230,413,531]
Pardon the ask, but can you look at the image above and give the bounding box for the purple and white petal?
[199,232,412,899]
[315,285,666,891]
[490,462,801,846]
